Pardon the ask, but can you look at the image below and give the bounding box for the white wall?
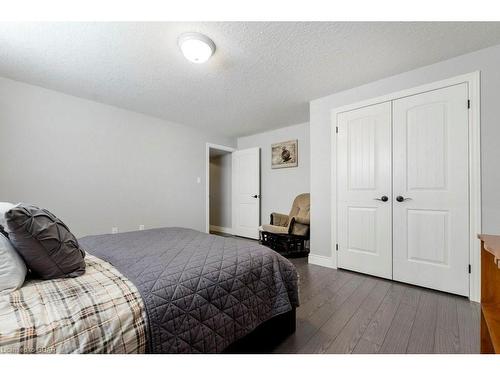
[0,77,235,237]
[237,122,310,225]
[310,43,500,262]
[209,153,232,229]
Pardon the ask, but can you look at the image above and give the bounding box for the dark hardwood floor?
[275,257,480,354]
[209,232,480,354]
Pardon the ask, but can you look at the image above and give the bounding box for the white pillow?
[0,202,15,229]
[0,233,27,294]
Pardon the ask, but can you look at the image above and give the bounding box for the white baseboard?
[209,225,233,235]
[308,254,337,269]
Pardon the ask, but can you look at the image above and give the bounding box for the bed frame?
[223,308,296,353]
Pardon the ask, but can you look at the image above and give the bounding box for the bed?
[0,227,299,354]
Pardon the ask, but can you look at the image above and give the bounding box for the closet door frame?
[330,71,481,302]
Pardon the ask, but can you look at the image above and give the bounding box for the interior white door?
[392,83,469,296]
[337,102,393,279]
[232,147,260,239]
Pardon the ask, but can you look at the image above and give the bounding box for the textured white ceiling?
[1,22,500,137]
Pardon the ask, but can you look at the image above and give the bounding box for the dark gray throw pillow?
[5,204,86,279]
[0,224,8,238]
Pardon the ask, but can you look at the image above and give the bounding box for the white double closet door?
[337,83,470,296]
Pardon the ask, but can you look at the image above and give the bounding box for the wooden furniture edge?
[478,234,500,268]
[481,302,500,353]
[479,234,500,354]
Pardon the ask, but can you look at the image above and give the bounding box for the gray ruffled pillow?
[5,204,85,279]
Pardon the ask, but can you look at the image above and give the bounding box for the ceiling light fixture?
[178,32,216,64]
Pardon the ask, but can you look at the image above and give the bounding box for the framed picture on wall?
[271,139,298,169]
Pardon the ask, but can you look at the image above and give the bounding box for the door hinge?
[336,244,339,251]
[468,264,472,274]
[467,99,471,109]
[336,126,338,134]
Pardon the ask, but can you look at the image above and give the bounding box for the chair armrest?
[289,216,310,236]
[270,212,289,227]
[294,216,310,225]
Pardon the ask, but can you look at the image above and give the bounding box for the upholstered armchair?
[259,193,310,257]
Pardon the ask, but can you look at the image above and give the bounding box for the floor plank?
[400,285,422,307]
[378,302,417,353]
[273,272,364,353]
[434,293,460,353]
[406,291,439,353]
[325,307,375,353]
[360,283,405,346]
[297,278,377,353]
[352,338,381,354]
[457,298,481,354]
[297,272,353,319]
[298,267,348,306]
[324,281,390,353]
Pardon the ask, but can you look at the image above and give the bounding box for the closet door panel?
[337,102,392,279]
[392,83,469,296]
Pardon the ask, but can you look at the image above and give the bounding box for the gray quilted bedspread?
[79,227,299,353]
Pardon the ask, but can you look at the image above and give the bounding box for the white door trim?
[330,71,481,302]
[205,143,236,234]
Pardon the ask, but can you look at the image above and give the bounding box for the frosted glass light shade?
[178,33,216,64]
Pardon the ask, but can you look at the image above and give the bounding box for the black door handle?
[396,196,412,202]
[374,196,389,202]
[252,195,259,198]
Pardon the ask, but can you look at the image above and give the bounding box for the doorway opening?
[206,143,261,239]
[206,144,235,235]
